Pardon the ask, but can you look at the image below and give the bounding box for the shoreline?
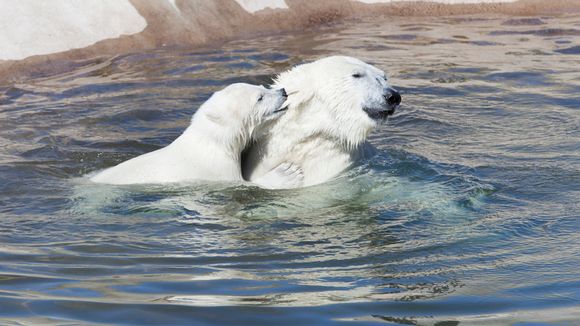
[1,0,579,85]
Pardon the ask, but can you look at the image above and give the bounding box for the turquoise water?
[1,14,579,325]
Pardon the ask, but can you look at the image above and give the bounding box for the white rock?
[0,0,146,61]
[356,0,517,4]
[233,0,288,13]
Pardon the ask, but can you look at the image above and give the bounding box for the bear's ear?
[204,111,225,126]
[273,64,315,109]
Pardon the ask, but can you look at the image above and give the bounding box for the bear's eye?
[257,95,264,102]
[352,73,363,78]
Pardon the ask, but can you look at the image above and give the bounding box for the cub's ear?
[196,102,226,126]
[272,64,315,109]
[204,111,225,126]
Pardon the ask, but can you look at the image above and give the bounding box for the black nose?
[279,88,287,98]
[385,88,401,106]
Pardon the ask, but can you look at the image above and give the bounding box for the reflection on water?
[1,14,580,325]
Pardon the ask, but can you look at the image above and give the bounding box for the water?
[1,14,579,325]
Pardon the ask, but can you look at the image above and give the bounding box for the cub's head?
[274,56,401,148]
[196,83,288,147]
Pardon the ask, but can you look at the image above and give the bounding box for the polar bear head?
[194,83,288,150]
[273,56,401,148]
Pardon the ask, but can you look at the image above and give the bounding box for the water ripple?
[0,13,579,325]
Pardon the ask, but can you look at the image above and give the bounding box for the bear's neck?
[172,118,249,181]
[272,100,365,153]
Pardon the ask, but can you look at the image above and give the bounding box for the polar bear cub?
[91,83,293,185]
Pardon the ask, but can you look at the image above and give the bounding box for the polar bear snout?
[259,88,290,122]
[385,87,401,108]
[362,87,401,120]
[272,88,289,113]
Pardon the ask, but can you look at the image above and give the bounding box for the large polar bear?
[242,56,401,188]
[91,83,299,185]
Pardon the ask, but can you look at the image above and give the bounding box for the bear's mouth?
[363,106,397,120]
[266,105,288,119]
[273,105,289,113]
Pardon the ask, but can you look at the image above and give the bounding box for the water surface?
[1,14,579,325]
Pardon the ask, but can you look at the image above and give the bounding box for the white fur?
[91,83,288,185]
[242,56,396,188]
